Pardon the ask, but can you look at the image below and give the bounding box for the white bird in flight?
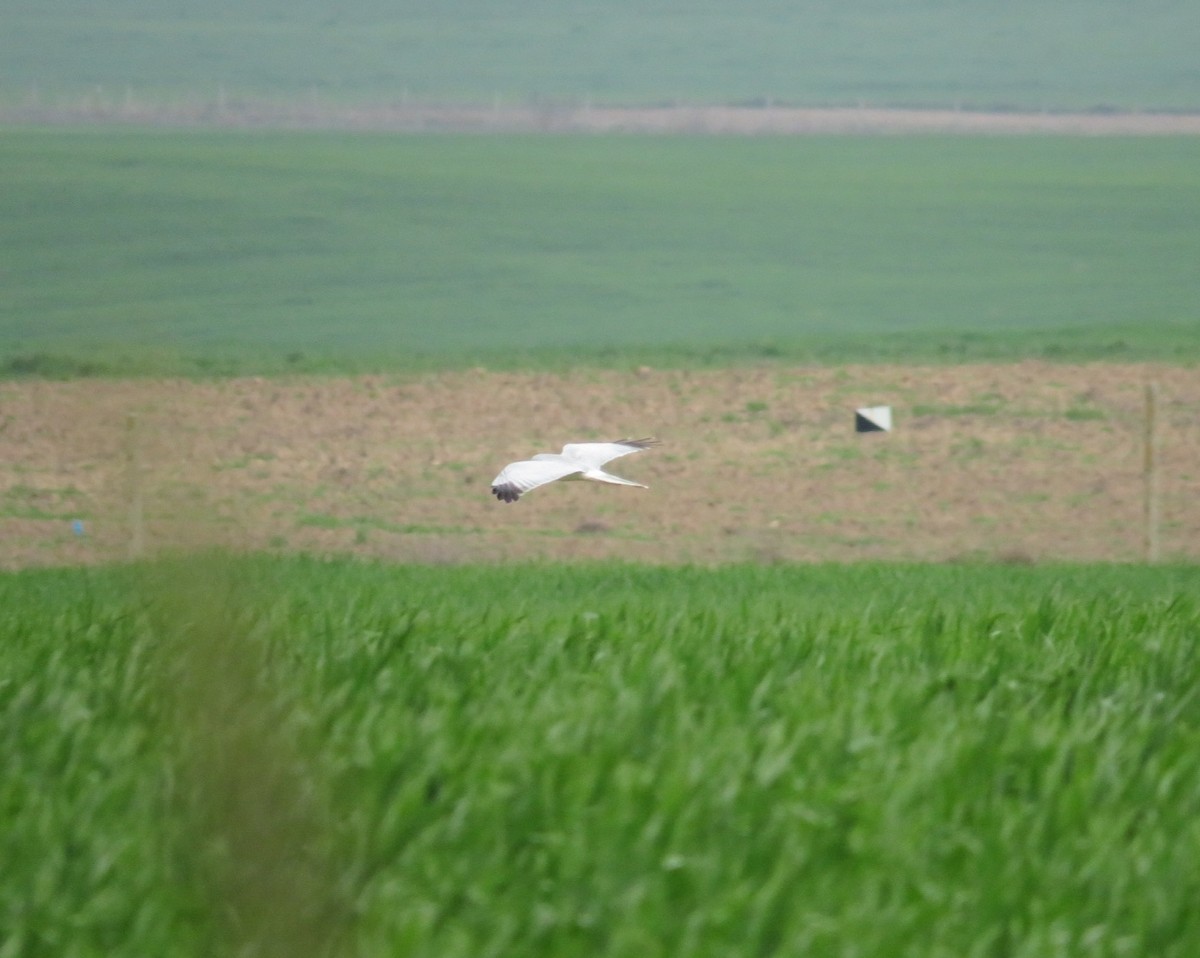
[491,438,661,503]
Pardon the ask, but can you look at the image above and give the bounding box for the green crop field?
[4,555,1200,956]
[3,0,1199,111]
[3,130,1199,377]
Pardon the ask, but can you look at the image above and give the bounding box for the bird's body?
[491,438,660,503]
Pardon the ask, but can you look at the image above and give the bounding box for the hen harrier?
[491,438,661,503]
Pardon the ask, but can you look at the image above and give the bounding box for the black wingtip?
[492,484,521,503]
[614,437,662,449]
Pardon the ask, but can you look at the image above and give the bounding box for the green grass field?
[4,0,1199,111]
[4,555,1200,956]
[3,131,1199,376]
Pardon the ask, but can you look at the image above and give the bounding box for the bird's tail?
[585,470,648,489]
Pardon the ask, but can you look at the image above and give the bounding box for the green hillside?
[3,131,1199,376]
[3,0,1199,112]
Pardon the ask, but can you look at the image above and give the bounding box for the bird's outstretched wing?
[559,437,661,470]
[491,458,583,502]
[491,437,661,503]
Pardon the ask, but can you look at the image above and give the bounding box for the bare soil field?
[7,101,1200,135]
[2,362,1197,568]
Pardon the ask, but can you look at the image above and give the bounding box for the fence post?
[127,413,145,560]
[1143,383,1160,562]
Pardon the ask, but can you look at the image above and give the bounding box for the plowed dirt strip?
[2,362,1197,568]
[7,104,1200,135]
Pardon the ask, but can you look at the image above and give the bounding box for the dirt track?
[7,102,1200,135]
[2,362,1197,568]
